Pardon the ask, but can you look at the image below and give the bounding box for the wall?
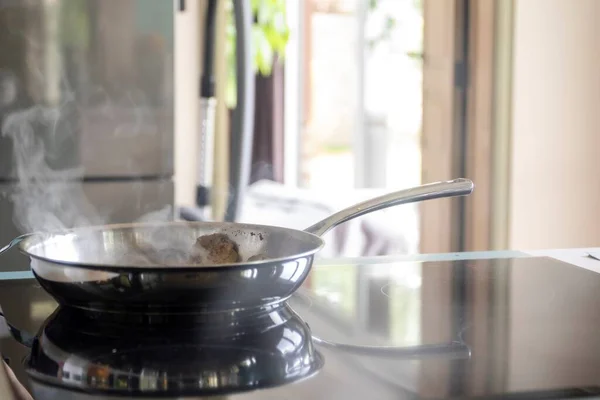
[506,1,600,387]
[509,0,600,249]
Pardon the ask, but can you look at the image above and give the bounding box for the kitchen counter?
[2,249,600,399]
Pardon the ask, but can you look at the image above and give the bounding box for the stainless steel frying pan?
[0,179,473,314]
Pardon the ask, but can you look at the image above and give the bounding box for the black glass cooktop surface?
[2,256,600,399]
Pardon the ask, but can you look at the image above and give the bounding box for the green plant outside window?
[225,0,290,108]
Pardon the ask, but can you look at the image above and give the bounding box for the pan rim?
[18,221,326,273]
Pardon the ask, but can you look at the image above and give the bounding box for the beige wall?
[509,0,600,249]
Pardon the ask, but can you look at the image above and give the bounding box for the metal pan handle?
[0,312,35,349]
[312,336,471,360]
[0,234,31,257]
[304,178,474,237]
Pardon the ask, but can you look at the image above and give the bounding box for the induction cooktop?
[2,256,600,399]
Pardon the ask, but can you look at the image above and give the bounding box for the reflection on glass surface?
[277,327,303,355]
[305,261,422,347]
[388,261,421,346]
[7,258,600,398]
[140,369,160,391]
[308,264,357,318]
[30,300,56,320]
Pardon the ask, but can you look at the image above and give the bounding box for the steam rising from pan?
[1,103,182,265]
[2,104,105,234]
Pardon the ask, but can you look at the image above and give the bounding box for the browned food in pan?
[190,233,241,264]
[128,233,267,266]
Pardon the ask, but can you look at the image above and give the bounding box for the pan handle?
[312,336,471,360]
[304,178,474,237]
[0,312,35,349]
[0,234,31,257]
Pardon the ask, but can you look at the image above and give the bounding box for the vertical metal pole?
[226,0,255,221]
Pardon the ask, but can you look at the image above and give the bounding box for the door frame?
[420,0,508,253]
[463,0,502,252]
[419,0,468,254]
[464,0,514,251]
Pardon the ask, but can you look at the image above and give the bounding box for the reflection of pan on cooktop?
[6,305,323,398]
[1,303,471,398]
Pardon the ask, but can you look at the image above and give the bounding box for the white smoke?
[135,204,173,225]
[2,104,105,233]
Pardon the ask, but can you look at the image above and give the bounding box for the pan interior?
[20,222,324,269]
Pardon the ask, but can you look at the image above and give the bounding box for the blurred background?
[181,0,600,257]
[0,0,599,267]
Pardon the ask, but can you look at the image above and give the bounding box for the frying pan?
[0,179,473,314]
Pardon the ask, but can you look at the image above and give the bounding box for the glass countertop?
[3,253,600,398]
